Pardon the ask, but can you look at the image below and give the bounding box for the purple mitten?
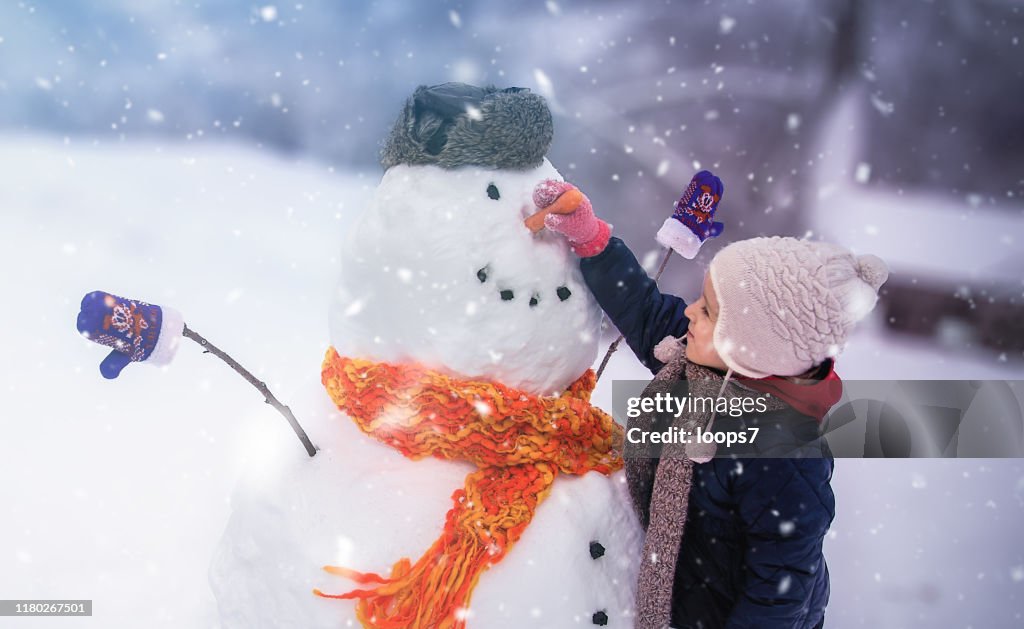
[655,170,725,259]
[76,291,184,379]
[533,180,612,257]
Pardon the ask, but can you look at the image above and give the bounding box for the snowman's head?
[329,160,602,396]
[329,83,602,395]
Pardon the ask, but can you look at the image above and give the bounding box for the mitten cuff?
[572,220,612,258]
[655,218,703,259]
[148,306,184,366]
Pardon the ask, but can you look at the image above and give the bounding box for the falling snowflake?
[855,162,871,184]
[640,249,661,273]
[533,69,555,102]
[869,93,895,116]
[777,575,792,595]
[473,400,492,417]
[258,5,277,22]
[344,299,364,317]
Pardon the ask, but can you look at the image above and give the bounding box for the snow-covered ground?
[0,136,371,627]
[1,136,1023,628]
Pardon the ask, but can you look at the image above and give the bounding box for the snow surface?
[2,136,1023,628]
[0,136,368,628]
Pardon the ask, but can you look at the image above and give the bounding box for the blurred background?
[2,0,1022,357]
[2,1,1023,628]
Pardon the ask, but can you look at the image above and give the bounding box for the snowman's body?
[210,129,644,627]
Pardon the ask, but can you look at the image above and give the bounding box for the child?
[537,173,888,629]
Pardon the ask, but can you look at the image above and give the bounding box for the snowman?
[204,83,643,628]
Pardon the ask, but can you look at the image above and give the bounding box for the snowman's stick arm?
[594,247,675,382]
[182,325,318,457]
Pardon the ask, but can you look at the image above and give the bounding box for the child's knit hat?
[708,237,889,378]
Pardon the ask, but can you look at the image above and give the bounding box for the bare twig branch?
[182,324,318,457]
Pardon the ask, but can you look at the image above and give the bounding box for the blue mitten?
[76,291,184,379]
[655,170,725,259]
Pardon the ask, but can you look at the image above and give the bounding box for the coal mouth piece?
[476,264,571,308]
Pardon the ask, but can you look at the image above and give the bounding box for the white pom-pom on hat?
[856,253,889,291]
[653,335,686,364]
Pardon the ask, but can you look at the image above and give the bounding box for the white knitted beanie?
[707,237,889,378]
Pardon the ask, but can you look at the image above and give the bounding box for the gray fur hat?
[380,82,553,171]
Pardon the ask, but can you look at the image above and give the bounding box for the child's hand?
[656,170,725,259]
[531,180,612,257]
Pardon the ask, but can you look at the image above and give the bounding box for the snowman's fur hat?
[381,82,554,171]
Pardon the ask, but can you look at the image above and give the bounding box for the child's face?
[682,273,729,371]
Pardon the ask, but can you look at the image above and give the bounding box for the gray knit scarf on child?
[626,336,789,629]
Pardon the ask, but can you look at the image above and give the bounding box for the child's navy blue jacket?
[580,237,834,629]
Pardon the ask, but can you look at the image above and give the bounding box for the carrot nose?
[524,188,584,233]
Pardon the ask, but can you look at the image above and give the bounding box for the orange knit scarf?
[315,347,623,629]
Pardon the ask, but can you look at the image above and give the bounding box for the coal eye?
[486,183,500,200]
